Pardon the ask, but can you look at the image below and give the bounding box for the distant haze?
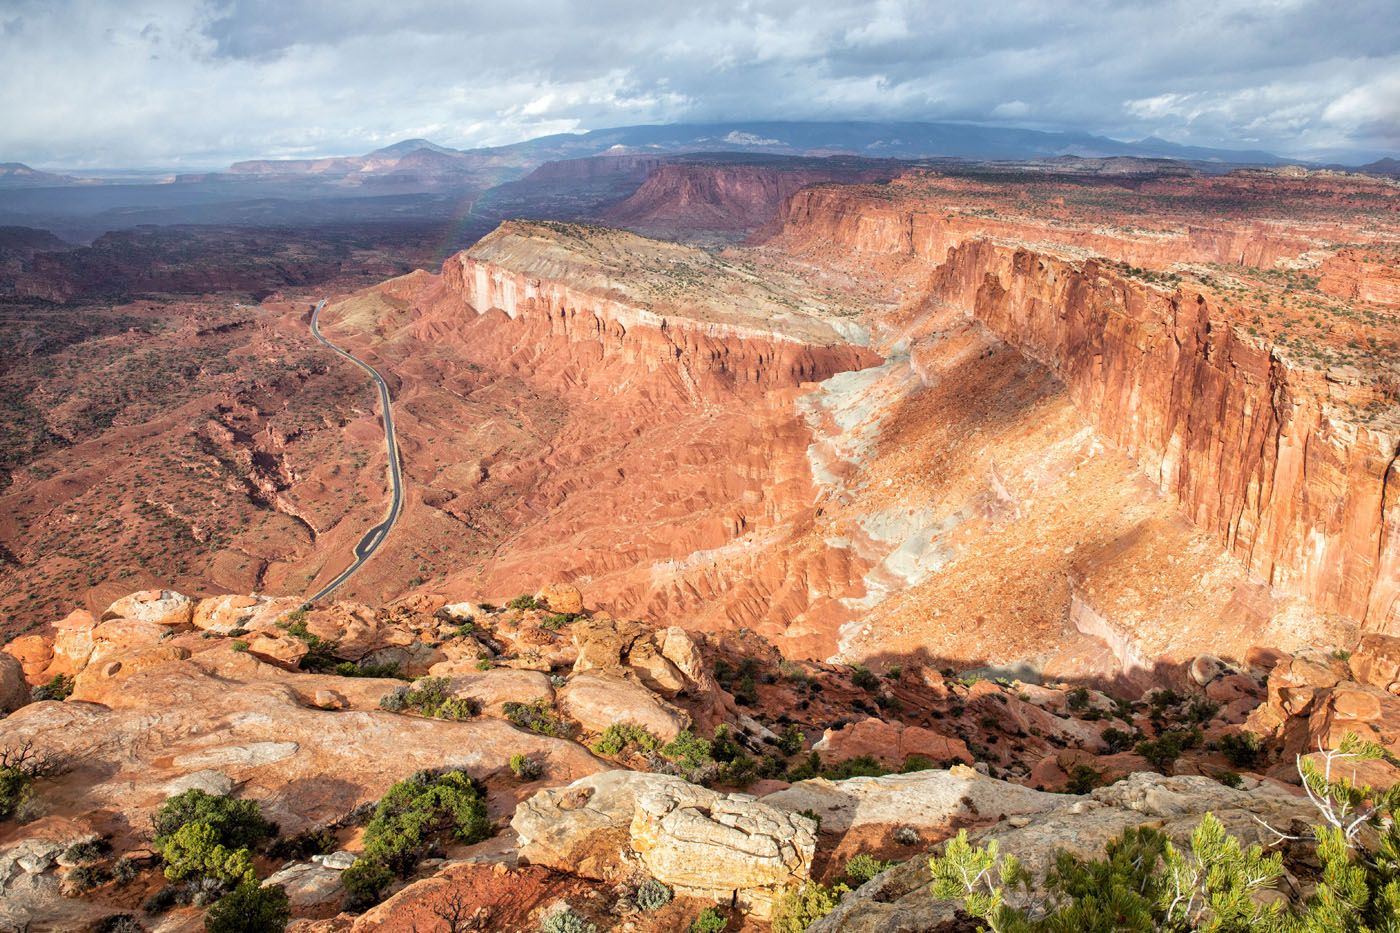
[1,0,1396,168]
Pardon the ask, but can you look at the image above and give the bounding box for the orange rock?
[1352,634,1400,695]
[4,634,53,682]
[103,589,194,627]
[537,583,584,615]
[812,717,971,768]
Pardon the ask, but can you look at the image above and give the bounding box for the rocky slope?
[6,583,1400,931]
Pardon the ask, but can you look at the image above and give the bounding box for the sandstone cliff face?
[766,186,1400,634]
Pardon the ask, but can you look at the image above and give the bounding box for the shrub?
[1215,769,1243,788]
[844,853,895,885]
[229,640,249,652]
[634,877,672,911]
[849,665,879,691]
[1218,731,1263,770]
[661,730,713,770]
[771,881,849,933]
[591,723,661,757]
[153,789,274,853]
[63,837,111,864]
[333,660,403,679]
[112,855,140,886]
[95,915,144,933]
[1066,686,1091,711]
[341,857,395,910]
[503,699,574,737]
[539,904,596,933]
[475,659,493,671]
[267,828,336,861]
[380,677,477,721]
[158,822,256,884]
[204,880,290,933]
[0,765,33,821]
[688,907,728,933]
[507,594,539,611]
[821,755,891,780]
[1135,728,1202,770]
[1102,726,1139,754]
[777,723,805,756]
[901,754,936,773]
[785,751,822,783]
[67,862,111,891]
[510,753,544,781]
[1065,764,1101,795]
[32,673,74,702]
[344,769,489,909]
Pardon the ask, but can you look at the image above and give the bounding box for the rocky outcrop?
[102,589,194,626]
[811,772,1319,932]
[558,671,691,741]
[513,769,816,917]
[810,717,971,769]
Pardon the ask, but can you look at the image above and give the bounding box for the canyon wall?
[439,252,877,395]
[769,188,1400,633]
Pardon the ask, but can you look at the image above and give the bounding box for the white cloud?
[0,0,1395,167]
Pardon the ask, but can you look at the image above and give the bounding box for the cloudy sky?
[1,0,1396,168]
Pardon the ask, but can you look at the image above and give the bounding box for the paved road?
[305,299,403,603]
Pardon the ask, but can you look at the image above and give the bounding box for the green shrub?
[341,857,395,910]
[688,907,728,933]
[204,880,290,933]
[344,769,489,910]
[1218,731,1263,770]
[507,594,539,611]
[63,837,112,863]
[379,677,476,720]
[849,665,879,691]
[661,730,714,770]
[1102,726,1139,753]
[1066,686,1091,711]
[771,881,849,933]
[510,753,544,781]
[153,790,274,853]
[1135,728,1202,770]
[591,723,661,757]
[475,659,493,671]
[0,766,33,821]
[158,822,256,884]
[503,699,574,737]
[821,755,891,780]
[229,640,249,652]
[900,754,936,773]
[333,660,403,679]
[634,878,672,911]
[267,828,336,861]
[777,723,806,756]
[1215,769,1243,788]
[66,862,110,891]
[95,915,144,933]
[32,673,74,702]
[1065,764,1101,795]
[785,751,822,782]
[844,852,895,885]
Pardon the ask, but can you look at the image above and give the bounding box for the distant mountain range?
[8,120,1397,190]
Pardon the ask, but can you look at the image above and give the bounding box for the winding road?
[305,299,404,603]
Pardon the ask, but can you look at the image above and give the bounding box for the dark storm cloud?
[0,0,1395,167]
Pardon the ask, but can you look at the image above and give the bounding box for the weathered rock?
[630,779,816,917]
[359,642,446,677]
[764,766,1061,857]
[443,669,554,718]
[513,770,814,918]
[537,583,584,615]
[0,653,27,714]
[162,769,235,797]
[48,610,97,676]
[103,589,194,627]
[811,773,1320,932]
[70,644,192,702]
[2,635,53,683]
[245,631,309,669]
[1353,634,1400,695]
[812,717,972,768]
[193,594,298,633]
[264,861,344,908]
[557,671,690,742]
[312,850,357,870]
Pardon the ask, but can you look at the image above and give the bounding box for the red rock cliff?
[768,186,1400,632]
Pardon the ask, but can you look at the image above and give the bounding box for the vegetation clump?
[503,698,575,737]
[688,907,728,932]
[591,723,661,757]
[771,881,850,933]
[31,673,74,701]
[152,789,274,887]
[927,733,1400,931]
[377,676,476,720]
[341,769,489,909]
[203,879,290,933]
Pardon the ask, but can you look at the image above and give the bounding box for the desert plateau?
[1,3,1399,932]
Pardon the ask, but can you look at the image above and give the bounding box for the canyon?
[1,153,1397,932]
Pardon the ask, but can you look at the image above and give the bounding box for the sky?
[1,0,1396,169]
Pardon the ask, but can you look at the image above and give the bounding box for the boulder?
[193,594,299,633]
[263,861,344,908]
[558,672,690,742]
[537,583,584,615]
[443,669,555,718]
[3,635,53,683]
[0,653,28,714]
[764,766,1061,859]
[103,589,194,627]
[70,645,192,702]
[630,779,816,917]
[49,610,97,676]
[513,770,814,918]
[245,632,309,669]
[812,717,971,768]
[1352,634,1400,695]
[358,642,446,677]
